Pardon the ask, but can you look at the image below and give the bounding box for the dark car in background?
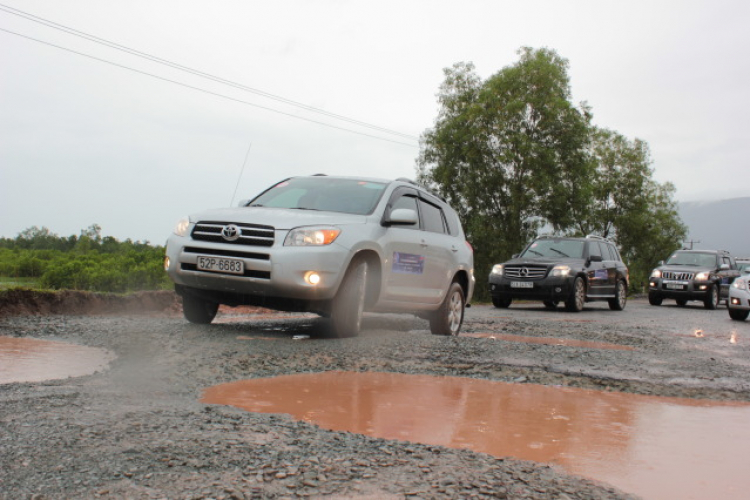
[488,235,629,312]
[648,249,739,309]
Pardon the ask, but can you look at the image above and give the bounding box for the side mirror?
[512,253,519,259]
[658,260,665,266]
[387,208,418,226]
[237,199,250,207]
[589,255,603,263]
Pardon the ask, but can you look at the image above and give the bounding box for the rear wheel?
[729,308,749,321]
[648,293,663,306]
[492,296,512,308]
[329,259,368,338]
[565,277,585,312]
[608,280,627,311]
[182,294,219,324]
[704,285,719,310]
[430,282,465,336]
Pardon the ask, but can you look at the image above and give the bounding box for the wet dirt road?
[1,297,749,499]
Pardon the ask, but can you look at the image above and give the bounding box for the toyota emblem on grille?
[520,267,529,277]
[221,224,241,242]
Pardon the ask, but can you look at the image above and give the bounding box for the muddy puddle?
[0,336,114,384]
[463,332,635,350]
[202,371,750,500]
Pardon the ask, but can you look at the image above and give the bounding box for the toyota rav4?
[165,175,475,337]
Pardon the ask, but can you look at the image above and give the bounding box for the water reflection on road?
[203,371,750,500]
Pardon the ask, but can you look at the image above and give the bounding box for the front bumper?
[648,278,713,300]
[165,234,351,302]
[728,288,750,311]
[488,276,574,301]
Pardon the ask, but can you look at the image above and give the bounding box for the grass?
[0,277,40,290]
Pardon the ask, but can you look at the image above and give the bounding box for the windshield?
[521,239,585,259]
[665,252,717,267]
[247,177,387,215]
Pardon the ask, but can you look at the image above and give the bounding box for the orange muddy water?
[202,371,750,500]
[0,336,114,384]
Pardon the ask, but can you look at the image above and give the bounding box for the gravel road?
[2,295,749,499]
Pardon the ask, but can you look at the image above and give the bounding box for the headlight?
[550,265,571,277]
[733,279,747,291]
[284,226,341,246]
[173,217,190,237]
[695,271,710,281]
[491,264,504,276]
[650,269,662,279]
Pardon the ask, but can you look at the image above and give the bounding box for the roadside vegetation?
[418,47,687,298]
[0,224,170,293]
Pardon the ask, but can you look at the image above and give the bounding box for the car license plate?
[511,281,534,289]
[666,283,686,290]
[197,255,244,275]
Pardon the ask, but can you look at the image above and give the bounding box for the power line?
[0,3,419,142]
[0,26,418,148]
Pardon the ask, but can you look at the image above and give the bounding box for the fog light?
[164,256,170,271]
[731,297,741,305]
[698,285,707,291]
[304,271,321,285]
[649,281,656,288]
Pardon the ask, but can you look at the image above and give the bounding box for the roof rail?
[311,173,328,176]
[585,234,607,241]
[395,177,418,185]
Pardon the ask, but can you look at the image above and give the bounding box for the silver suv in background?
[165,175,475,337]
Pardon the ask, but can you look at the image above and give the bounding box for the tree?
[417,48,592,296]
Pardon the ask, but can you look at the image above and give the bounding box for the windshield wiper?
[550,248,570,257]
[525,249,543,257]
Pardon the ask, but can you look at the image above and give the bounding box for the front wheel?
[565,277,585,312]
[608,280,627,311]
[648,293,663,306]
[329,259,368,338]
[729,308,750,321]
[430,282,465,336]
[182,294,219,324]
[704,285,719,310]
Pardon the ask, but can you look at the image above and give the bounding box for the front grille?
[663,271,695,280]
[192,221,274,247]
[504,265,548,279]
[181,263,271,280]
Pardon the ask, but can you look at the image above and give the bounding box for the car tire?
[704,284,719,310]
[492,296,512,308]
[608,280,627,311]
[729,308,750,321]
[543,300,559,309]
[565,277,585,312]
[676,299,688,307]
[430,282,465,336]
[648,293,663,306]
[182,294,219,324]
[329,258,368,338]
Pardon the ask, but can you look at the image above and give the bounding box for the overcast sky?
[1,0,748,244]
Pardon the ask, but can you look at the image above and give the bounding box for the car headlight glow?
[650,269,662,279]
[733,278,747,291]
[491,264,504,276]
[173,217,190,237]
[695,271,710,281]
[550,265,571,277]
[284,227,341,246]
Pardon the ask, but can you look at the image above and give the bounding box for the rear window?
[249,178,387,215]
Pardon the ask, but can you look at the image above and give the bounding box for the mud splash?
[0,336,114,384]
[202,371,750,500]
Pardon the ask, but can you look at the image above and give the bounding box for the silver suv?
[165,175,475,337]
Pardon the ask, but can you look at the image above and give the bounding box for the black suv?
[488,235,629,312]
[648,249,739,309]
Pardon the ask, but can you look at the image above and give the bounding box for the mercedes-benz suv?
[165,175,475,337]
[488,235,629,312]
[648,249,739,309]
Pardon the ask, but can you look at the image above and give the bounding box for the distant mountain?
[678,198,750,258]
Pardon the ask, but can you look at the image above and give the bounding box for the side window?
[392,194,418,213]
[588,241,602,259]
[607,244,620,262]
[419,199,446,234]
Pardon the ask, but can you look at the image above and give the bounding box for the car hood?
[658,264,713,273]
[189,207,368,230]
[504,257,585,267]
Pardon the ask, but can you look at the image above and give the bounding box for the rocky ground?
[1,290,749,499]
